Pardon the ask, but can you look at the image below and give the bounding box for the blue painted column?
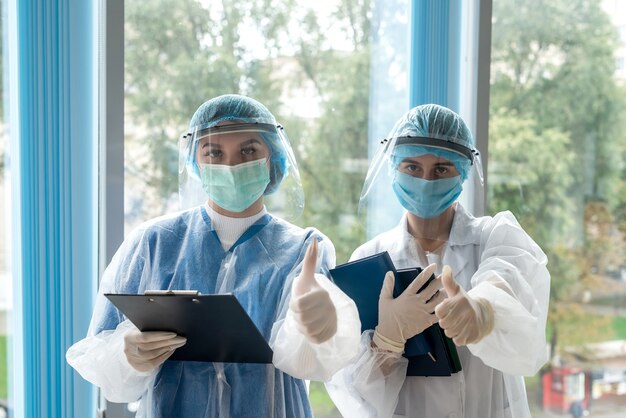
[410,0,488,215]
[409,0,462,110]
[366,0,463,238]
[7,0,96,417]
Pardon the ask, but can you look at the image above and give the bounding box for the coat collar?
[395,203,482,246]
[393,204,485,281]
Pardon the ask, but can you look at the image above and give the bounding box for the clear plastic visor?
[178,122,304,219]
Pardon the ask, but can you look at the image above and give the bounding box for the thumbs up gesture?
[289,240,338,344]
[435,266,495,346]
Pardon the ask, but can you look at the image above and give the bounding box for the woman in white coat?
[326,104,550,418]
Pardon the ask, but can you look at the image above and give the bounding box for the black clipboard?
[105,292,273,364]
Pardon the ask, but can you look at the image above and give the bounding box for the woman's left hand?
[435,265,495,346]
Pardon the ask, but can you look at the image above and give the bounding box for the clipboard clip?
[144,290,200,296]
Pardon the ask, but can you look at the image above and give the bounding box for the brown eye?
[207,149,222,158]
[241,146,256,156]
[401,162,422,177]
[406,164,418,172]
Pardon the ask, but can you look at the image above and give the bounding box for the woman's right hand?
[123,327,187,372]
[373,263,444,352]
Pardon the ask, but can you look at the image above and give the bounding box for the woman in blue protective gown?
[67,94,361,418]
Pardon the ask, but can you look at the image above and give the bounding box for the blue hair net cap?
[186,94,288,194]
[189,94,276,129]
[389,104,475,181]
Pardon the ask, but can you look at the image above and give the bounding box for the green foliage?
[488,109,577,247]
[488,110,587,312]
[308,382,341,418]
[490,0,626,353]
[612,316,626,340]
[492,0,626,211]
[0,335,6,400]
[125,0,372,260]
[551,304,614,347]
[290,19,372,262]
[125,0,291,219]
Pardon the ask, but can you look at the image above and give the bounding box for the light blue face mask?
[199,158,270,212]
[392,171,463,218]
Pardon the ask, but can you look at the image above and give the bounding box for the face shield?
[358,133,484,242]
[179,122,304,219]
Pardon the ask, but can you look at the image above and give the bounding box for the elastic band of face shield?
[190,122,280,141]
[384,136,479,164]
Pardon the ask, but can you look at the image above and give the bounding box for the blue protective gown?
[67,206,360,418]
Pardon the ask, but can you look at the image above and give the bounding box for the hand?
[373,263,443,352]
[289,240,337,344]
[435,265,495,346]
[123,327,187,373]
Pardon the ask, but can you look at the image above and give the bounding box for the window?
[122,0,409,415]
[490,0,626,415]
[0,0,9,413]
[122,1,395,268]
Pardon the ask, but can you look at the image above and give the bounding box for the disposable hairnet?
[388,104,474,181]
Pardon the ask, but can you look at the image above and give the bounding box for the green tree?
[125,0,374,264]
[125,1,374,412]
[491,0,625,212]
[125,0,291,222]
[287,0,373,262]
[490,0,626,353]
[488,110,576,249]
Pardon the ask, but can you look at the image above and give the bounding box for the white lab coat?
[326,204,550,418]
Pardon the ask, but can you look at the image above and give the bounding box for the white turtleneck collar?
[204,203,267,251]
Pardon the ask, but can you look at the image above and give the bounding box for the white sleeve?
[66,320,157,403]
[466,211,551,376]
[325,330,408,418]
[271,273,361,381]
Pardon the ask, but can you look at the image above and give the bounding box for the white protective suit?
[326,204,550,418]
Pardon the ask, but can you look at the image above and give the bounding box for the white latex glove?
[123,327,187,373]
[289,239,338,344]
[373,263,444,353]
[435,265,495,346]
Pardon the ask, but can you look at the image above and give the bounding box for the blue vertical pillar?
[367,0,463,238]
[409,0,462,110]
[7,0,96,417]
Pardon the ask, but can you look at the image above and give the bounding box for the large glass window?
[123,0,380,262]
[0,1,8,418]
[0,0,9,415]
[489,0,626,415]
[122,0,411,415]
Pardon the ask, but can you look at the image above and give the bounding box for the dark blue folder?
[330,251,461,376]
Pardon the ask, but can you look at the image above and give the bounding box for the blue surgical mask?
[392,172,463,218]
[199,158,270,212]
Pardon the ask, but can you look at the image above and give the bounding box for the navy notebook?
[105,293,273,364]
[330,251,461,376]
